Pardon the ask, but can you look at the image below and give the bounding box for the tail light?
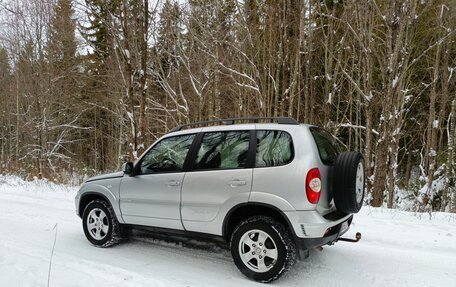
[306,168,321,204]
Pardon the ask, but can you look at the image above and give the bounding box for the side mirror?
[121,162,134,175]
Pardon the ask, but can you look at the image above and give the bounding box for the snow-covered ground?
[1,175,456,287]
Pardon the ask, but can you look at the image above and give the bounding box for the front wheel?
[82,199,121,247]
[230,216,296,283]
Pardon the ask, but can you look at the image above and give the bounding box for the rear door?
[181,129,253,234]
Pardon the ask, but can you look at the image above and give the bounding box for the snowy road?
[1,176,456,287]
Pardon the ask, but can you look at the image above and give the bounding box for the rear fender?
[248,192,296,211]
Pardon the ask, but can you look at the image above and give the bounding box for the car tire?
[333,151,365,213]
[82,199,121,247]
[230,216,296,283]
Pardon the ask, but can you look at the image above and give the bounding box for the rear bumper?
[283,209,353,259]
[295,215,353,250]
[284,209,353,238]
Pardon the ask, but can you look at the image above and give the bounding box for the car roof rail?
[169,117,299,133]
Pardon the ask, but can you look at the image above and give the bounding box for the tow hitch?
[337,232,362,243]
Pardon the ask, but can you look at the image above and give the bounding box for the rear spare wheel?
[333,151,365,213]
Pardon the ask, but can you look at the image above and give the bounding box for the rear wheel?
[82,199,121,247]
[230,216,296,283]
[333,151,365,213]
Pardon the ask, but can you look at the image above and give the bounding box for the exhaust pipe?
[337,232,362,243]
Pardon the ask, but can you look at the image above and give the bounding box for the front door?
[120,133,196,229]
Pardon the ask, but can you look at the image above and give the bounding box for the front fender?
[76,178,124,223]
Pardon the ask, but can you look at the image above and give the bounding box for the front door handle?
[228,180,247,187]
[166,180,180,187]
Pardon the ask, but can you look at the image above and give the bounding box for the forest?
[0,0,455,212]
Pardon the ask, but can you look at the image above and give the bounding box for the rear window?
[310,128,340,165]
[255,130,293,167]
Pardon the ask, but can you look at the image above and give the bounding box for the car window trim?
[183,132,203,172]
[246,130,256,169]
[133,128,295,175]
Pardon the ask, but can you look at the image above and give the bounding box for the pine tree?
[81,0,119,68]
[80,0,122,170]
[48,0,77,70]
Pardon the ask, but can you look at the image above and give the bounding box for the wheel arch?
[79,192,113,218]
[222,202,296,241]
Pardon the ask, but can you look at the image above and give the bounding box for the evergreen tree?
[81,0,120,68]
[48,0,77,69]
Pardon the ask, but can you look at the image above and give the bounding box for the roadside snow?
[1,175,456,287]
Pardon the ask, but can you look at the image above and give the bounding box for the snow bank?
[0,174,78,194]
[1,175,455,287]
[396,164,453,213]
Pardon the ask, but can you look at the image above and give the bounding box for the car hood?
[85,171,124,183]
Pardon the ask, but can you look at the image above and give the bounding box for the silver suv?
[75,117,365,282]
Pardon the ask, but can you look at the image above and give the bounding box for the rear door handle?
[166,180,180,187]
[228,180,247,187]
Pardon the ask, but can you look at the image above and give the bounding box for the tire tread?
[333,151,365,213]
[83,199,121,248]
[230,216,296,283]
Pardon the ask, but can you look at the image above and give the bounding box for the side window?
[139,134,195,174]
[194,131,250,170]
[256,130,293,167]
[310,127,340,165]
